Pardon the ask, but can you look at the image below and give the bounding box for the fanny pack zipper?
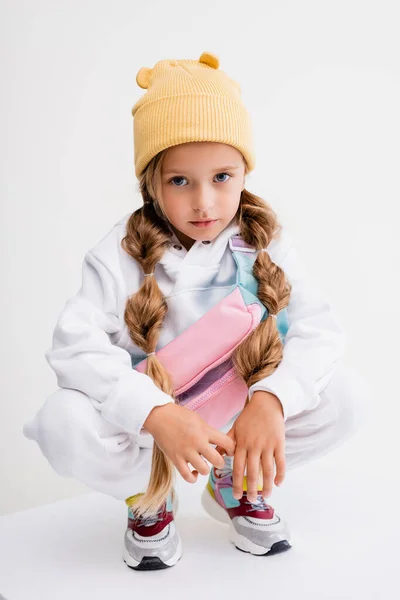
[182,366,239,411]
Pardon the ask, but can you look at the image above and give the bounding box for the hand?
[215,391,286,503]
[143,402,236,483]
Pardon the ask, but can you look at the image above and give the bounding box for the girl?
[23,51,369,571]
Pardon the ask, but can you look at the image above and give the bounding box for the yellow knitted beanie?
[131,51,256,179]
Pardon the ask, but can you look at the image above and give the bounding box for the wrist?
[142,402,176,432]
[251,390,284,417]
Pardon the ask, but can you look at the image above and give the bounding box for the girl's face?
[156,142,246,251]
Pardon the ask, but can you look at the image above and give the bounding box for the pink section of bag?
[183,366,249,429]
[135,286,260,392]
[134,286,262,428]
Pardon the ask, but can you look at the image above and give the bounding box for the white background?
[1,0,399,517]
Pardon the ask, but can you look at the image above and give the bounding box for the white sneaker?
[123,490,182,570]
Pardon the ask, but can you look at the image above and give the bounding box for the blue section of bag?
[231,248,289,344]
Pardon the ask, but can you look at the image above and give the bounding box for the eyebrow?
[163,165,241,175]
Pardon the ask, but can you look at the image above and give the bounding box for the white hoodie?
[45,212,347,437]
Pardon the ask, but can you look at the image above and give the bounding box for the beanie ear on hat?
[131,51,255,179]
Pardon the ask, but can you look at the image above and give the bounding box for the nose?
[192,184,215,214]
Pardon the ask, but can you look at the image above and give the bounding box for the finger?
[232,448,247,500]
[274,444,286,486]
[175,458,198,483]
[260,452,275,499]
[214,439,233,457]
[245,451,262,503]
[209,429,236,456]
[186,451,210,476]
[200,446,225,470]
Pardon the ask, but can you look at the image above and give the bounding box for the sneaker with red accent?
[201,455,292,555]
[123,490,182,570]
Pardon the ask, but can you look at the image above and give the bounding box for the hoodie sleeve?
[247,230,347,422]
[45,250,174,437]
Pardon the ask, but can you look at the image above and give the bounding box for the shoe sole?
[123,535,183,570]
[201,487,292,556]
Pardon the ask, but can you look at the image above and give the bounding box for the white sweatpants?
[23,360,370,501]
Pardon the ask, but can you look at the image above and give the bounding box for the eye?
[215,172,231,183]
[169,176,187,187]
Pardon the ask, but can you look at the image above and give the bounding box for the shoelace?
[215,457,271,511]
[215,464,233,478]
[214,454,234,478]
[244,494,271,512]
[131,504,167,527]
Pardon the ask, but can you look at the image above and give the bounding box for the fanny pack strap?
[228,234,266,318]
[228,234,289,339]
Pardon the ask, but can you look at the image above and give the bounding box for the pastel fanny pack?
[133,234,289,430]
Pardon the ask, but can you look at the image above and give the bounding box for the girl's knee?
[24,389,148,496]
[322,361,371,435]
[35,388,93,438]
[24,388,106,475]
